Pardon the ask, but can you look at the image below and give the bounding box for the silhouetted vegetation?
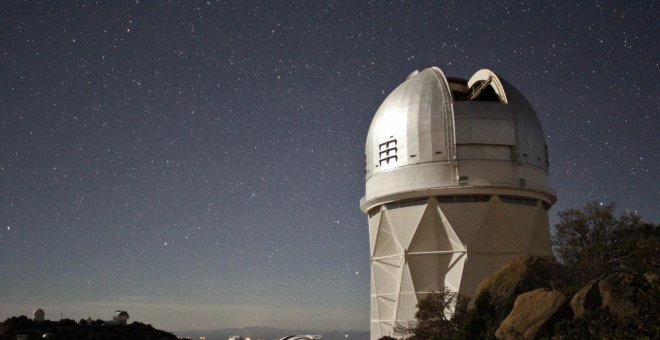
[553,202,659,292]
[0,315,178,340]
[393,288,461,339]
[453,291,505,340]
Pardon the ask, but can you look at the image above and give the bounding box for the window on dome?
[500,195,538,206]
[436,195,492,203]
[378,138,398,166]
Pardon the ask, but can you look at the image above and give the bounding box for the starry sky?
[1,0,658,333]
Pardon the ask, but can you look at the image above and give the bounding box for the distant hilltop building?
[112,310,129,325]
[361,67,555,339]
[278,336,322,340]
[32,308,45,322]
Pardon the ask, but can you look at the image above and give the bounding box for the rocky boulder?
[571,271,649,318]
[476,256,561,306]
[643,271,658,285]
[495,288,570,339]
[570,281,601,317]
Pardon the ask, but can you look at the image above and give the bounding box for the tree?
[552,202,659,290]
[393,287,462,340]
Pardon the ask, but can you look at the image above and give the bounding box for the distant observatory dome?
[362,67,555,339]
[113,310,129,325]
[33,308,45,322]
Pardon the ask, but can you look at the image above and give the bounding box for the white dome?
[361,67,555,211]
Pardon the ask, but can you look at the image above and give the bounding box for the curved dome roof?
[362,67,554,210]
[366,67,547,177]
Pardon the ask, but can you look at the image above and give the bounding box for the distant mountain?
[175,326,369,340]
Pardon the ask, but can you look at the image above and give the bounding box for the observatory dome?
[362,67,556,339]
[361,67,555,211]
[32,308,45,322]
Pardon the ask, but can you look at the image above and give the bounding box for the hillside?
[0,315,178,340]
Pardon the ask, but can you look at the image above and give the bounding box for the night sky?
[1,0,658,332]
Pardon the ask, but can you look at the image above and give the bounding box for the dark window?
[436,195,492,203]
[367,207,381,218]
[473,195,492,202]
[378,138,398,166]
[436,196,456,203]
[500,195,538,206]
[384,198,427,210]
[455,195,472,202]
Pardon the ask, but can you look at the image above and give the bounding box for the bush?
[393,287,460,340]
[454,291,508,340]
[553,202,659,292]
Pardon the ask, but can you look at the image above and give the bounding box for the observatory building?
[32,308,45,322]
[360,67,556,339]
[112,310,129,325]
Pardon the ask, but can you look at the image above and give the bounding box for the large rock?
[476,256,560,305]
[643,271,658,285]
[571,272,642,318]
[598,273,637,318]
[570,281,601,317]
[495,288,569,339]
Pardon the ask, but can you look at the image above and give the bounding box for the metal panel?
[454,102,515,145]
[366,68,453,178]
[456,144,512,161]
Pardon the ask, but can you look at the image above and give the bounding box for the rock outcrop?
[476,256,560,305]
[569,281,601,317]
[495,288,570,340]
[571,271,649,318]
[473,257,658,339]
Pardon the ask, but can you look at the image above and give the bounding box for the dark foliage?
[554,308,619,339]
[552,202,660,292]
[393,287,460,340]
[453,291,510,340]
[0,316,178,340]
[391,289,512,340]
